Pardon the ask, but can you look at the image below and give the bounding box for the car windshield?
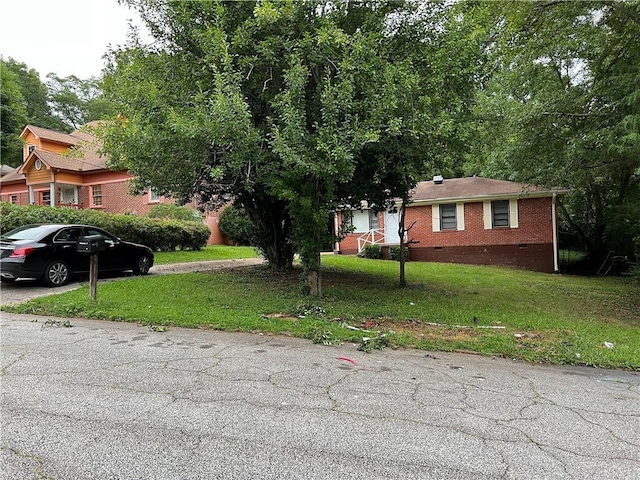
[0,225,54,241]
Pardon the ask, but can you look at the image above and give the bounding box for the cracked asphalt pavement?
[1,313,639,479]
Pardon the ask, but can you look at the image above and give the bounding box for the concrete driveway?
[1,312,639,479]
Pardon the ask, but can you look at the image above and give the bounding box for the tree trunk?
[307,261,321,296]
[398,202,407,288]
[242,192,295,270]
[302,234,323,296]
[397,190,412,288]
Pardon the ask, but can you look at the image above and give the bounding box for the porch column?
[28,185,35,204]
[74,186,79,205]
[49,182,56,207]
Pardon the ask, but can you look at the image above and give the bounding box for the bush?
[389,245,409,262]
[359,244,382,259]
[0,202,210,251]
[148,203,202,221]
[218,204,258,246]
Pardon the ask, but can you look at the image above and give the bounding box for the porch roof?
[24,149,108,173]
[0,169,26,184]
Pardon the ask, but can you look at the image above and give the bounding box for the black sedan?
[0,224,154,287]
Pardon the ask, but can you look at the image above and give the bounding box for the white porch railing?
[357,229,387,253]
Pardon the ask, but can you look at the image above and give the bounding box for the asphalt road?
[1,312,639,480]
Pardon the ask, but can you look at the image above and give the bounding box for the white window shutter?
[432,204,440,232]
[456,203,465,231]
[483,201,492,229]
[510,199,519,228]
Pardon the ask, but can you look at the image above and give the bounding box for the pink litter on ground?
[337,357,357,366]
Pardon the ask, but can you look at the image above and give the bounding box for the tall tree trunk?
[398,197,408,288]
[242,192,295,270]
[306,249,322,296]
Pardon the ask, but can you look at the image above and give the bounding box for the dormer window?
[34,159,42,170]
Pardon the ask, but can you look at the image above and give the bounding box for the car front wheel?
[133,255,151,275]
[43,260,70,287]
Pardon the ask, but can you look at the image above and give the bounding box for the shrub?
[388,245,410,262]
[148,203,202,221]
[218,204,258,246]
[0,202,210,251]
[359,244,382,259]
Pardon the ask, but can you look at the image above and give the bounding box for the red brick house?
[337,176,569,273]
[0,124,226,245]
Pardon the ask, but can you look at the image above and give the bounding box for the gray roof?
[410,177,568,204]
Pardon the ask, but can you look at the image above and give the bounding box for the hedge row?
[0,202,210,251]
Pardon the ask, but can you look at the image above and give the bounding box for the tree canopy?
[467,0,640,262]
[0,58,114,166]
[101,0,484,294]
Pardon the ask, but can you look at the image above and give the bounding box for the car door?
[52,227,88,273]
[82,227,129,271]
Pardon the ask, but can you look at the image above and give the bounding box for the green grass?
[4,255,639,369]
[153,245,259,264]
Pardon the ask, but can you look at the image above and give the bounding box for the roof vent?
[433,175,444,185]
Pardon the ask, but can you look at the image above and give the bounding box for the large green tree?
[1,58,115,166]
[101,0,483,294]
[468,1,640,262]
[2,58,68,133]
[47,74,116,130]
[1,64,27,166]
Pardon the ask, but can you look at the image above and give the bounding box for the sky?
[0,0,144,80]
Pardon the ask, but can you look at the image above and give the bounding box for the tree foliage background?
[466,1,640,262]
[0,58,113,167]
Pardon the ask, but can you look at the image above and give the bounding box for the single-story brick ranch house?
[336,176,569,273]
[0,124,226,245]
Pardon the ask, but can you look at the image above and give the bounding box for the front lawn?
[4,255,639,369]
[153,245,259,264]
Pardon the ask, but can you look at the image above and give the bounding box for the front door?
[384,209,401,244]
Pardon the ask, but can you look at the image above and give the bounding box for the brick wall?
[405,197,553,248]
[337,197,558,272]
[0,192,29,205]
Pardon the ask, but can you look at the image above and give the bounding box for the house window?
[149,189,160,203]
[350,210,370,233]
[440,204,457,230]
[28,145,36,155]
[41,191,51,204]
[369,210,379,230]
[10,195,18,204]
[91,185,103,207]
[492,200,510,227]
[483,199,518,229]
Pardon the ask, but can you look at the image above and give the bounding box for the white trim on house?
[483,200,492,229]
[483,198,519,229]
[509,198,519,229]
[456,202,465,231]
[432,203,465,232]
